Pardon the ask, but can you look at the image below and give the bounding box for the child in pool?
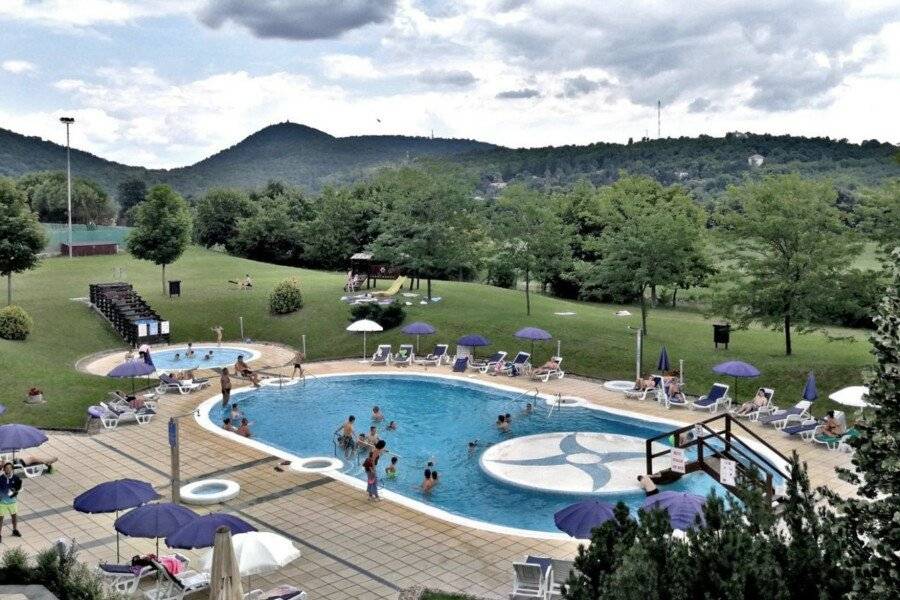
[387,420,397,431]
[385,456,398,479]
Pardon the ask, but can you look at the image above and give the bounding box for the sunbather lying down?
[16,453,58,473]
[533,360,560,376]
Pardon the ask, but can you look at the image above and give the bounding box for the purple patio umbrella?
[457,334,490,358]
[74,479,161,561]
[802,371,818,402]
[115,502,199,555]
[657,346,670,373]
[0,424,48,454]
[514,327,552,357]
[554,500,617,539]
[642,491,706,530]
[108,359,156,393]
[712,360,760,404]
[165,513,257,549]
[402,322,435,353]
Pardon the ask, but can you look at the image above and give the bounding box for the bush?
[0,544,116,600]
[349,302,406,329]
[0,305,33,340]
[268,278,304,314]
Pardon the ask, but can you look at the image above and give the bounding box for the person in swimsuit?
[186,343,195,358]
[638,475,659,496]
[236,418,252,438]
[387,420,397,431]
[220,367,232,407]
[496,415,510,433]
[291,352,305,379]
[234,355,260,387]
[421,468,433,492]
[364,454,379,501]
[371,406,384,422]
[366,426,380,447]
[211,326,224,346]
[230,403,243,422]
[385,456,398,479]
[222,417,235,432]
[335,416,356,457]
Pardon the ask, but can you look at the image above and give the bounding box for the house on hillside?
[747,153,765,167]
[488,181,508,191]
[674,171,689,180]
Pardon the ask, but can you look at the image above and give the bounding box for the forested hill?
[0,121,895,200]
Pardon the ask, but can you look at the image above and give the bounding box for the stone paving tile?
[6,357,856,600]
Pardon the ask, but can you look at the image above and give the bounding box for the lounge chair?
[472,351,507,373]
[244,586,308,600]
[415,344,449,366]
[810,412,850,449]
[547,558,576,600]
[757,400,813,429]
[835,428,861,453]
[731,387,775,420]
[502,352,532,377]
[369,276,409,298]
[509,560,549,600]
[656,378,687,409]
[100,402,155,426]
[782,419,820,441]
[97,563,155,595]
[156,375,205,395]
[625,378,659,401]
[689,383,730,412]
[144,560,209,600]
[451,356,469,372]
[12,459,48,478]
[369,344,392,366]
[392,344,414,366]
[531,356,565,382]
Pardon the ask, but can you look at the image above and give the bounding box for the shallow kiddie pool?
[200,374,743,537]
[149,345,259,372]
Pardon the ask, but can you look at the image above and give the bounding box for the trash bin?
[713,323,730,349]
[168,280,181,297]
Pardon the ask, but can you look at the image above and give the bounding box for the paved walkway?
[7,356,854,600]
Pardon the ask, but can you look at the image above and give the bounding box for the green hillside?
[0,247,873,429]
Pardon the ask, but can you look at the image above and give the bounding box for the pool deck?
[12,353,855,600]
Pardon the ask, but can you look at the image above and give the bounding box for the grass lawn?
[1,247,875,428]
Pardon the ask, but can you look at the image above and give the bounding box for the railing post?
[646,438,653,475]
[725,414,732,455]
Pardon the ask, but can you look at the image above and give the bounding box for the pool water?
[211,375,730,534]
[150,346,255,372]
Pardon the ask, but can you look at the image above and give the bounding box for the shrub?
[268,278,304,315]
[0,305,33,340]
[0,548,30,584]
[349,302,406,330]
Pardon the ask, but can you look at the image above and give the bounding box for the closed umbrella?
[829,386,871,408]
[208,526,243,600]
[73,479,160,561]
[165,513,256,549]
[0,424,48,455]
[712,360,760,404]
[802,372,818,402]
[201,531,301,589]
[457,334,489,359]
[114,502,198,555]
[108,359,156,393]
[514,327,552,357]
[554,500,617,539]
[402,322,435,353]
[346,319,383,361]
[657,346,670,373]
[642,491,706,530]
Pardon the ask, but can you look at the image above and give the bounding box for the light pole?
[628,325,643,380]
[60,117,75,258]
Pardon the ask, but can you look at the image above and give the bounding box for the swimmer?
[222,417,234,432]
[173,353,181,361]
[386,456,398,478]
[496,415,509,433]
[186,343,195,358]
[467,440,479,455]
[372,406,384,422]
[523,403,533,415]
[203,352,212,361]
[421,468,434,492]
[430,470,439,488]
[236,418,252,438]
[230,403,243,422]
[387,420,397,431]
[638,475,659,497]
[366,426,380,446]
[505,412,512,424]
[334,415,356,458]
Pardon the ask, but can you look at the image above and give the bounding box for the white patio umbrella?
[208,526,243,600]
[346,319,383,361]
[829,386,872,408]
[202,531,301,590]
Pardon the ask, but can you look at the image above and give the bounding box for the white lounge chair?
[547,559,576,600]
[472,351,507,373]
[731,387,774,420]
[97,563,155,595]
[144,561,209,600]
[509,561,548,599]
[757,400,813,429]
[502,351,532,377]
[156,375,205,395]
[531,356,565,382]
[370,344,392,365]
[100,401,154,426]
[415,344,449,366]
[689,383,730,412]
[658,380,688,409]
[392,344,414,366]
[244,586,307,600]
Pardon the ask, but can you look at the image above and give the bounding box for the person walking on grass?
[0,463,23,542]
[220,367,232,407]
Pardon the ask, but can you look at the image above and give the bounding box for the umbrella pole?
[416,334,420,354]
[156,537,159,556]
[116,510,120,562]
[363,332,367,361]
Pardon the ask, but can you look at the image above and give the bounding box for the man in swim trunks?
[638,474,659,496]
[335,416,356,458]
[291,352,305,379]
[220,367,232,407]
[234,355,260,387]
[366,426,380,447]
[371,406,384,422]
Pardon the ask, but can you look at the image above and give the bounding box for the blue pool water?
[151,346,254,372]
[212,375,730,533]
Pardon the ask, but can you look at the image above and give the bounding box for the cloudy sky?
[1,0,898,168]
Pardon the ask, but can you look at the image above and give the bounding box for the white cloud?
[0,0,194,28]
[321,54,381,80]
[2,60,36,74]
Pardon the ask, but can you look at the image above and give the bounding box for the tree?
[193,188,254,249]
[18,171,116,224]
[0,178,46,305]
[823,249,900,598]
[493,185,571,315]
[230,196,305,265]
[116,177,147,223]
[126,185,192,294]
[582,176,709,335]
[301,186,380,270]
[856,180,900,255]
[716,174,861,355]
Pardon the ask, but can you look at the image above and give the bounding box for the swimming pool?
[150,345,259,372]
[200,374,732,537]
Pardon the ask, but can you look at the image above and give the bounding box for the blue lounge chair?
[416,344,449,366]
[502,351,531,376]
[392,344,414,366]
[473,351,507,373]
[731,387,775,420]
[783,419,819,441]
[451,356,469,372]
[369,345,391,366]
[757,400,812,429]
[689,383,730,412]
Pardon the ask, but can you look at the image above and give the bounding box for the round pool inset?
[293,457,343,472]
[604,380,638,393]
[180,479,240,505]
[149,346,259,372]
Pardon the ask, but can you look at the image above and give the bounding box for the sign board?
[168,418,178,449]
[137,323,148,337]
[160,321,170,335]
[720,458,737,486]
[671,448,686,474]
